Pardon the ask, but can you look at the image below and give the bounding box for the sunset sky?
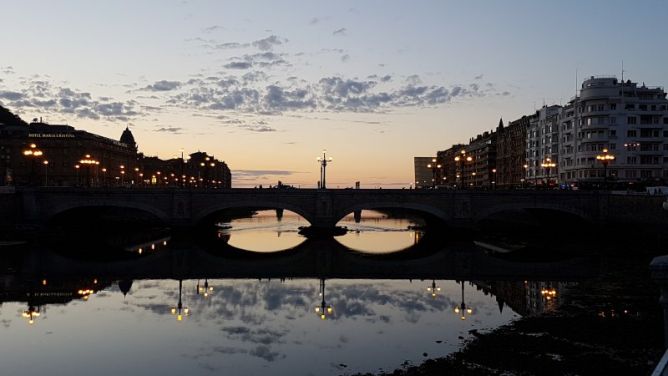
[1,0,667,187]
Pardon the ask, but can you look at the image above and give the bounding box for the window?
[627,156,637,164]
[609,130,616,137]
[610,117,616,124]
[628,116,637,124]
[626,170,637,178]
[609,143,616,150]
[610,103,617,110]
[597,104,605,111]
[627,130,637,137]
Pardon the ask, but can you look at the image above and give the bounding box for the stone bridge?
[8,187,668,230]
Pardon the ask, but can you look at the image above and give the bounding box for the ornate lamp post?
[170,279,190,321]
[540,158,556,187]
[491,168,497,189]
[596,148,615,189]
[453,150,472,189]
[426,158,442,189]
[79,154,99,187]
[317,150,333,189]
[42,160,49,186]
[21,305,41,325]
[196,279,214,298]
[453,280,474,320]
[22,143,44,185]
[314,279,333,320]
[426,279,441,298]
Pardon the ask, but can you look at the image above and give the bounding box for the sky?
[1,0,667,187]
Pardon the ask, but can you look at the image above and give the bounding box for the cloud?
[142,80,182,91]
[0,91,25,101]
[203,25,225,33]
[1,79,142,121]
[233,170,304,178]
[239,123,276,132]
[170,72,497,116]
[309,17,319,25]
[224,62,253,70]
[341,54,350,63]
[332,28,347,36]
[155,126,183,134]
[474,74,484,80]
[251,35,285,51]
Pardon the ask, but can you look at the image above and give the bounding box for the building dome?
[120,126,137,150]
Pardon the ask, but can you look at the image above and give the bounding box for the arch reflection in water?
[335,210,425,254]
[216,210,307,252]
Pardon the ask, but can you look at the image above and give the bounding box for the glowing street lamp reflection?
[314,279,333,320]
[453,281,474,320]
[426,279,441,298]
[170,279,190,321]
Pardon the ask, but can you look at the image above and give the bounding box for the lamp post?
[79,154,99,187]
[119,165,126,186]
[180,149,186,188]
[22,143,44,185]
[314,279,333,320]
[43,160,49,186]
[453,281,473,320]
[491,168,497,190]
[522,163,528,189]
[540,158,556,187]
[596,148,615,189]
[454,150,471,189]
[196,279,214,298]
[170,279,190,321]
[22,305,41,325]
[74,164,80,186]
[426,279,441,298]
[317,150,333,189]
[426,158,442,189]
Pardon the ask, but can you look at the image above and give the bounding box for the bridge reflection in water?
[0,237,598,375]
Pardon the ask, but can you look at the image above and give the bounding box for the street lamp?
[196,279,214,298]
[540,158,556,187]
[79,154,99,187]
[317,150,333,189]
[523,163,529,189]
[21,305,41,325]
[314,279,333,320]
[596,148,615,189]
[491,168,497,189]
[454,150,472,189]
[426,158,442,189]
[170,279,190,321]
[43,160,49,186]
[22,143,45,185]
[426,279,441,298]
[453,280,473,320]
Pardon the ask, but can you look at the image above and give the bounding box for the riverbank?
[353,256,663,376]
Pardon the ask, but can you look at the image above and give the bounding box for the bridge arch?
[475,202,593,224]
[46,201,170,224]
[334,201,452,225]
[193,200,314,227]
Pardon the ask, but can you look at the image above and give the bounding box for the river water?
[0,210,629,375]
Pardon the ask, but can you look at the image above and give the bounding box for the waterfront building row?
[0,106,231,187]
[428,76,668,188]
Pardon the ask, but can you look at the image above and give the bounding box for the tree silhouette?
[0,104,27,126]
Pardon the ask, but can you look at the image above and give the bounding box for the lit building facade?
[526,105,561,186]
[559,76,668,186]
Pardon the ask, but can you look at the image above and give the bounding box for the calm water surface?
[0,212,566,375]
[221,209,423,253]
